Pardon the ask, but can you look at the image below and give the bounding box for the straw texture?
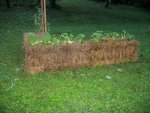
[23,33,139,73]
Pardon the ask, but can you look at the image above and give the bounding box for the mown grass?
[0,0,150,112]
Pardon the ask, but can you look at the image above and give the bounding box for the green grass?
[0,0,150,112]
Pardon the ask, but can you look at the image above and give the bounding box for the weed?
[34,8,43,33]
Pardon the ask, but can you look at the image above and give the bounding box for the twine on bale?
[23,33,139,74]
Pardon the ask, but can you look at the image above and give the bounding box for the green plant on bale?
[91,31,103,42]
[51,37,61,45]
[41,32,52,44]
[28,30,135,46]
[28,33,39,46]
[108,32,120,40]
[121,30,134,40]
[60,33,74,44]
[75,33,86,43]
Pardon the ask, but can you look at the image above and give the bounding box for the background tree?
[49,0,56,8]
[38,0,40,7]
[2,0,150,9]
[105,0,111,7]
[92,0,150,9]
[49,0,61,9]
[6,0,9,8]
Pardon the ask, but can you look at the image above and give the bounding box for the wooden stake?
[41,0,47,34]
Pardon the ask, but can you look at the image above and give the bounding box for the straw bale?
[23,33,139,73]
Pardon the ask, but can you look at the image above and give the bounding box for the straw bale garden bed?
[24,31,139,73]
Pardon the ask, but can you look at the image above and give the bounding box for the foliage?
[1,0,150,9]
[91,30,134,42]
[28,32,61,45]
[34,8,43,33]
[121,30,134,40]
[51,37,61,45]
[28,33,39,45]
[91,31,104,42]
[28,31,134,46]
[60,33,74,44]
[91,0,150,8]
[41,32,52,44]
[75,34,86,43]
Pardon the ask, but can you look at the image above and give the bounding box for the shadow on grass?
[0,105,6,113]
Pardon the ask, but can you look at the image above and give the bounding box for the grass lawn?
[0,0,150,112]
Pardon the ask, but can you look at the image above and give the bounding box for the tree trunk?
[6,0,10,8]
[49,0,56,8]
[38,0,40,7]
[41,0,47,34]
[106,0,109,7]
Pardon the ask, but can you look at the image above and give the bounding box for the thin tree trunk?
[41,0,47,34]
[38,0,40,7]
[105,0,109,7]
[105,0,111,7]
[49,0,56,8]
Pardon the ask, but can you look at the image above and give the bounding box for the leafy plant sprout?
[91,31,103,42]
[60,33,74,44]
[28,30,134,46]
[75,34,86,43]
[121,30,134,40]
[28,33,39,46]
